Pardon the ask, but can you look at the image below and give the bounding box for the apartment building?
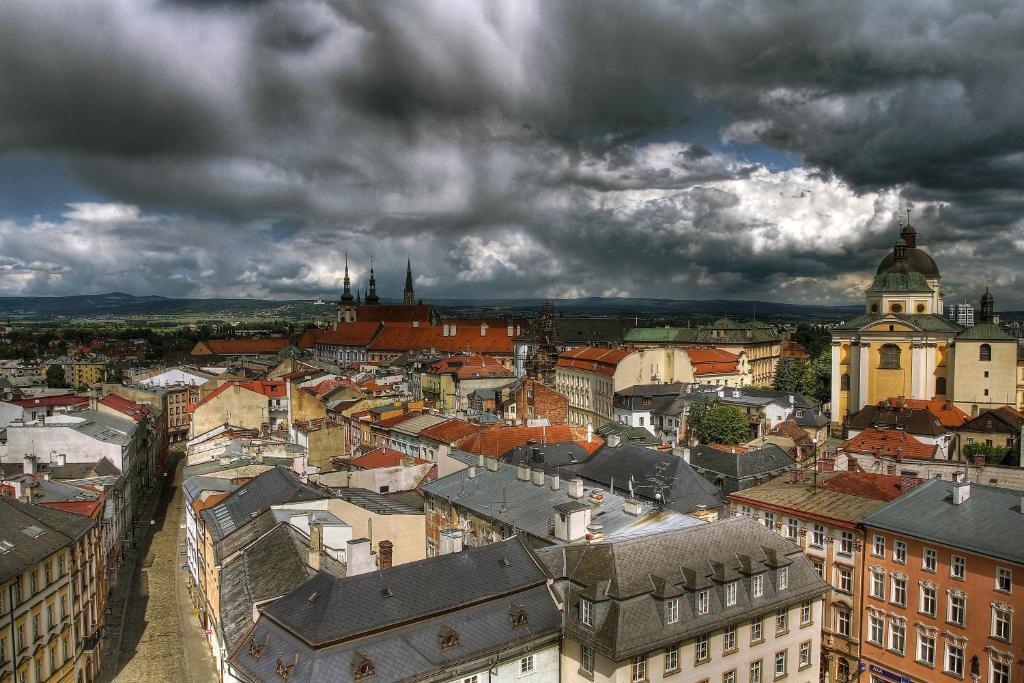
[860,478,1024,683]
[536,517,830,683]
[0,497,105,683]
[729,471,913,683]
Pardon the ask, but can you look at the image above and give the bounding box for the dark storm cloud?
[0,0,1022,304]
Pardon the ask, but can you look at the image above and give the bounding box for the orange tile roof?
[685,347,741,376]
[842,427,938,459]
[366,320,520,355]
[426,355,514,379]
[890,398,970,429]
[555,346,631,376]
[457,424,575,457]
[818,471,916,502]
[303,322,383,348]
[98,394,151,422]
[192,491,231,515]
[351,447,428,469]
[418,419,483,444]
[374,411,423,428]
[198,337,291,355]
[350,304,434,323]
[191,380,287,411]
[782,339,809,357]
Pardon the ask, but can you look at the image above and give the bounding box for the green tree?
[963,443,1013,466]
[696,404,751,445]
[45,364,67,388]
[806,353,832,404]
[773,356,810,394]
[685,399,715,440]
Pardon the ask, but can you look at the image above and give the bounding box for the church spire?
[365,256,380,305]
[403,258,415,305]
[340,253,354,303]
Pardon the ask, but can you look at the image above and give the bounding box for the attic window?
[354,655,375,680]
[21,525,44,539]
[0,540,14,553]
[248,635,269,660]
[439,626,460,650]
[510,605,528,628]
[380,587,394,599]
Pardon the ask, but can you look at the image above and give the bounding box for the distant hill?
[0,291,870,321]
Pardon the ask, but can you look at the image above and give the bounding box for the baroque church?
[831,220,1022,429]
[337,257,437,325]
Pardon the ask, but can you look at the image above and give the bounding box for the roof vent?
[380,586,394,599]
[500,556,512,567]
[307,591,320,603]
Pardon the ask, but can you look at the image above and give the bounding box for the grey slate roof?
[571,443,723,514]
[502,442,593,470]
[690,444,796,495]
[183,475,240,503]
[534,516,829,660]
[201,467,326,541]
[66,409,139,446]
[862,479,1024,565]
[330,488,424,516]
[0,497,95,583]
[219,523,345,652]
[49,458,121,479]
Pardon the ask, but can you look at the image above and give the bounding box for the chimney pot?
[378,540,394,570]
[568,477,585,499]
[531,466,545,486]
[550,471,560,491]
[516,463,530,481]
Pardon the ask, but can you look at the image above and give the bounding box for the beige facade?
[190,384,267,437]
[949,337,1018,415]
[325,497,426,566]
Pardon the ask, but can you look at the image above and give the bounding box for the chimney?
[378,540,394,570]
[550,471,560,491]
[22,457,35,476]
[568,477,585,499]
[606,433,621,448]
[346,538,374,576]
[480,324,486,337]
[485,456,499,472]
[507,323,514,337]
[585,524,605,543]
[477,453,485,467]
[467,465,477,479]
[308,521,323,572]
[439,529,464,555]
[531,466,545,486]
[624,498,643,516]
[682,447,691,464]
[952,479,971,505]
[899,470,919,492]
[586,423,593,444]
[516,463,530,481]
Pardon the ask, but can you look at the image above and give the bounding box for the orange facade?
[860,528,1022,683]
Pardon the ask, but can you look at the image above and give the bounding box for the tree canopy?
[695,404,751,445]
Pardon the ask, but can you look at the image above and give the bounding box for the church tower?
[365,257,380,305]
[403,259,416,305]
[338,254,356,323]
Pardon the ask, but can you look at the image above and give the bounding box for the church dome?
[876,247,940,278]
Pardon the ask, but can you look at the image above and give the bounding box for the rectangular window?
[892,577,907,606]
[520,655,534,674]
[812,560,824,580]
[774,651,787,679]
[764,512,776,529]
[723,625,736,652]
[697,590,709,615]
[666,598,679,624]
[750,660,762,683]
[993,607,1012,641]
[664,644,678,673]
[868,614,884,644]
[872,534,885,558]
[723,671,735,683]
[889,621,906,654]
[916,633,935,666]
[800,600,812,626]
[776,608,788,633]
[894,540,907,564]
[948,594,965,626]
[996,567,1012,593]
[695,634,709,662]
[839,531,855,556]
[786,518,799,539]
[835,608,851,637]
[581,645,594,674]
[944,643,964,677]
[752,574,764,598]
[836,566,853,593]
[777,567,788,591]
[870,570,885,600]
[751,617,763,643]
[951,555,966,580]
[920,584,937,617]
[992,660,1010,683]
[726,582,737,607]
[811,524,825,549]
[631,655,646,682]
[580,599,594,627]
[923,548,937,572]
[799,641,811,669]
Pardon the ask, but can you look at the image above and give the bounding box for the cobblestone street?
[103,450,217,682]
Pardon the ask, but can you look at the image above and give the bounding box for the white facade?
[138,367,211,387]
[450,642,560,683]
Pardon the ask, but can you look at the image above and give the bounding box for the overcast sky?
[1,1,1023,307]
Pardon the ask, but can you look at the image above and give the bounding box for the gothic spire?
[340,253,354,303]
[403,258,415,305]
[365,256,380,305]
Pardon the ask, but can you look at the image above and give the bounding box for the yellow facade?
[71,362,106,389]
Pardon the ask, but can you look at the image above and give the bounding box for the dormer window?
[580,598,594,627]
[276,655,297,681]
[439,626,459,650]
[752,574,764,598]
[697,589,710,615]
[248,635,268,660]
[777,567,789,591]
[665,598,679,624]
[510,605,528,628]
[725,581,738,607]
[353,655,375,680]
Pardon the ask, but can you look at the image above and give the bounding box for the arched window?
[935,377,947,395]
[841,373,851,391]
[870,303,879,313]
[980,343,991,362]
[879,344,901,369]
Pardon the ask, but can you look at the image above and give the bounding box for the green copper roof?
[866,270,932,293]
[624,327,687,343]
[832,313,962,333]
[624,325,782,345]
[955,322,1015,341]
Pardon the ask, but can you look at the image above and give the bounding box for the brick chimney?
[378,540,393,570]
[899,470,919,493]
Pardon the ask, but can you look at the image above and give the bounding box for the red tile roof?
[457,424,575,457]
[366,320,520,355]
[685,347,741,376]
[782,339,809,358]
[419,419,484,444]
[842,427,938,459]
[39,498,104,519]
[818,471,916,502]
[426,355,514,380]
[10,395,89,408]
[302,322,383,348]
[194,337,291,355]
[555,347,631,376]
[98,394,151,422]
[351,447,428,469]
[892,398,971,429]
[349,304,435,323]
[191,380,287,411]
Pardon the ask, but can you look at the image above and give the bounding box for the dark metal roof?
[876,247,940,277]
[201,467,325,541]
[689,444,796,495]
[0,496,95,583]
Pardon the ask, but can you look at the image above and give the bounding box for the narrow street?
[101,449,217,682]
